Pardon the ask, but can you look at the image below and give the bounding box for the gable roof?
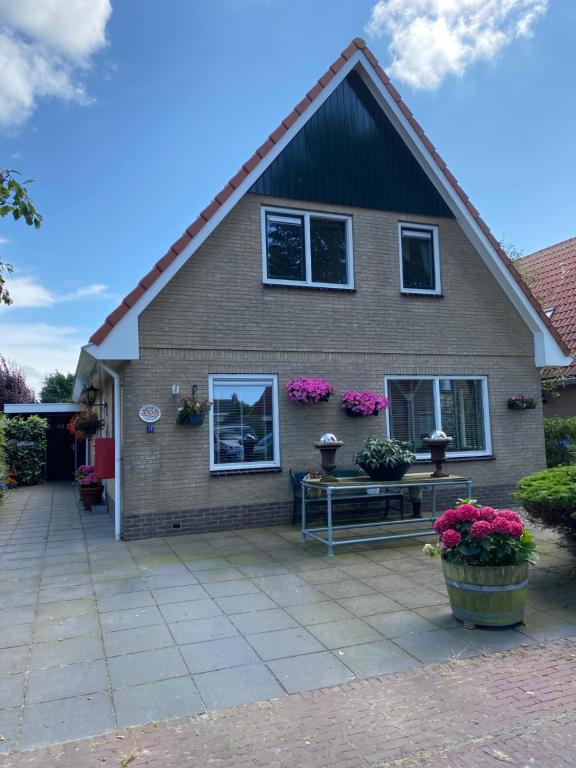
[522,236,576,376]
[85,37,571,368]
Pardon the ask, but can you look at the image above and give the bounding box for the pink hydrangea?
[341,390,389,416]
[506,520,524,539]
[433,509,458,533]
[470,520,493,539]
[491,516,524,537]
[79,473,99,486]
[441,529,462,548]
[454,503,482,522]
[497,509,523,524]
[286,378,333,404]
[477,506,498,522]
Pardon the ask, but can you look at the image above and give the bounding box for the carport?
[4,403,86,481]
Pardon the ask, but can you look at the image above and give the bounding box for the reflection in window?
[387,377,489,456]
[400,226,438,293]
[264,207,351,287]
[211,377,278,469]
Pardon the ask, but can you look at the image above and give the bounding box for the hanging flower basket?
[67,409,104,441]
[507,395,537,410]
[286,378,333,404]
[341,390,389,417]
[176,398,211,425]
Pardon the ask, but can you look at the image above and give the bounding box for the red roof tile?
[89,38,570,357]
[521,237,576,376]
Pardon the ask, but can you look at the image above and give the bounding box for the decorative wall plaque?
[138,405,161,423]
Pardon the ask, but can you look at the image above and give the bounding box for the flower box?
[341,390,389,417]
[286,378,333,404]
[507,395,537,410]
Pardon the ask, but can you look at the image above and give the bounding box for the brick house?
[73,39,570,540]
[520,236,576,417]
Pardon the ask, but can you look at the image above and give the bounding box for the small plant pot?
[507,402,536,410]
[442,560,529,627]
[79,484,104,510]
[356,461,412,482]
[345,408,381,417]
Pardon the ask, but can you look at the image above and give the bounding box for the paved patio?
[1,483,575,753]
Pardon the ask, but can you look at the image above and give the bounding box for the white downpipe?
[101,364,122,541]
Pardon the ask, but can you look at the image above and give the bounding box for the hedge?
[6,415,48,486]
[543,417,576,468]
[514,465,576,553]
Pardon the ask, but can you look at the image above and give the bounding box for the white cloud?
[365,0,548,90]
[0,0,112,131]
[1,274,111,307]
[1,322,83,391]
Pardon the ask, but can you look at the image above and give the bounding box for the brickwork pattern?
[5,638,576,767]
[117,192,545,534]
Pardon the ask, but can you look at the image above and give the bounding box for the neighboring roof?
[84,37,570,368]
[3,403,82,414]
[522,236,576,376]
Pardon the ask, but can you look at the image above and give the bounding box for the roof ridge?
[523,235,576,261]
[88,37,570,359]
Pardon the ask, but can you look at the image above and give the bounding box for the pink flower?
[497,509,523,524]
[470,520,492,539]
[341,390,389,416]
[433,509,458,533]
[79,473,99,486]
[286,378,333,403]
[507,521,524,539]
[454,503,481,522]
[441,529,462,548]
[477,506,497,522]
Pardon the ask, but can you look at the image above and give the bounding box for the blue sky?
[1,0,575,391]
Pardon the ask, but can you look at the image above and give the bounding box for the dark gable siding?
[250,70,454,219]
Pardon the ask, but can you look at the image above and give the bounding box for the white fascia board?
[72,346,98,402]
[356,62,571,369]
[91,52,365,361]
[4,403,82,414]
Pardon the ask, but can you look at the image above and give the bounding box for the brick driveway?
[1,483,576,755]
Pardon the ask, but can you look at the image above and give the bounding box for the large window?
[209,375,280,470]
[385,377,491,458]
[399,223,440,295]
[262,206,353,288]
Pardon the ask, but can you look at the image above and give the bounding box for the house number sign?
[138,405,161,423]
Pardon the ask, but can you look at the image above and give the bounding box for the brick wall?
[118,193,545,538]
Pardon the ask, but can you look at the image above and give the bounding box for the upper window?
[209,375,280,471]
[385,376,491,458]
[399,223,441,295]
[262,206,353,288]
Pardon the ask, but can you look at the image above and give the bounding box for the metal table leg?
[301,486,307,543]
[327,488,334,557]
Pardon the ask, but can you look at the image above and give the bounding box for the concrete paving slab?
[20,693,115,750]
[26,660,109,704]
[268,651,355,693]
[113,676,204,728]
[246,627,324,660]
[193,663,284,710]
[180,635,259,674]
[108,647,188,688]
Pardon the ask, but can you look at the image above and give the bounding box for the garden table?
[301,473,472,557]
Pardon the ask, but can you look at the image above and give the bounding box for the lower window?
[209,375,280,470]
[385,377,491,458]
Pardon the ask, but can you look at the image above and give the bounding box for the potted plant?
[424,501,538,627]
[176,397,212,426]
[507,394,537,410]
[67,409,104,441]
[341,390,389,417]
[302,469,323,498]
[75,465,103,510]
[286,377,333,404]
[353,437,416,481]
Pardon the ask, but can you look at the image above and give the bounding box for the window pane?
[440,379,486,453]
[213,381,275,466]
[388,379,435,452]
[311,217,348,284]
[401,230,435,290]
[266,216,305,281]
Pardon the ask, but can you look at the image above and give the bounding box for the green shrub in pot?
[353,437,416,481]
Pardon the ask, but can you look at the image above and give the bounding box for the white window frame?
[398,222,441,296]
[261,205,354,289]
[208,374,281,471]
[384,375,492,459]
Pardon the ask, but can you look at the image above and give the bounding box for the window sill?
[415,455,495,464]
[401,291,444,299]
[210,467,283,477]
[263,283,356,294]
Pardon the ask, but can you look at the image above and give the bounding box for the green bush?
[0,413,6,501]
[514,466,576,552]
[6,415,48,485]
[543,417,576,468]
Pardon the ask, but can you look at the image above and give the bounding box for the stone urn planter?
[79,484,104,510]
[442,560,529,628]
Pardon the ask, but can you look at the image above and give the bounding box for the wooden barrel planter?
[442,560,529,628]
